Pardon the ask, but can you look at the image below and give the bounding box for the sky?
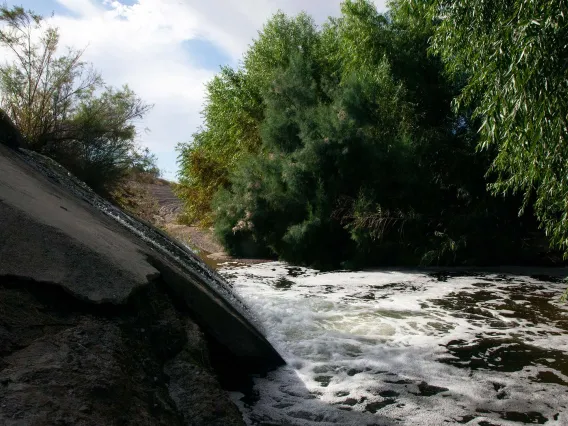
[4,0,387,180]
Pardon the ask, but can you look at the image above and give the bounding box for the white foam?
[222,262,568,425]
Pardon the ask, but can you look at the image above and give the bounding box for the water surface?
[220,263,568,425]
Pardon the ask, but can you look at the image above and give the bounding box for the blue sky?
[4,0,386,180]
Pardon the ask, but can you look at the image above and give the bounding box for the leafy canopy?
[178,0,548,268]
[428,0,568,254]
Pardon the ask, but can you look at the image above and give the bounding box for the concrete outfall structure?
[0,117,284,425]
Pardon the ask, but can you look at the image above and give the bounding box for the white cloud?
[44,0,387,179]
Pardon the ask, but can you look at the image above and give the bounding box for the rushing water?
[220,262,568,426]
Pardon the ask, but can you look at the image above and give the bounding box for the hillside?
[126,178,270,268]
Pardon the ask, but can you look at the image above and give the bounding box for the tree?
[175,67,263,225]
[0,5,154,193]
[130,147,160,178]
[55,85,153,192]
[185,0,545,268]
[0,6,100,149]
[214,50,416,267]
[176,12,323,225]
[427,0,568,254]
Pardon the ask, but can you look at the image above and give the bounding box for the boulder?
[0,277,246,426]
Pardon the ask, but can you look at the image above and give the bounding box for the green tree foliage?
[0,6,99,148]
[243,12,323,89]
[180,0,547,268]
[0,6,155,194]
[214,54,417,267]
[175,13,322,225]
[54,85,153,193]
[427,0,568,254]
[175,67,262,225]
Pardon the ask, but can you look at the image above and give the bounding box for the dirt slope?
[149,183,270,267]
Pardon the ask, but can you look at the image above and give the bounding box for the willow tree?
[175,12,323,225]
[427,0,568,254]
[175,67,263,225]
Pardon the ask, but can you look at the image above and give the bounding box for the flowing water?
[220,262,568,426]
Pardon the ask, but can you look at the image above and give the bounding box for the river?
[220,262,568,426]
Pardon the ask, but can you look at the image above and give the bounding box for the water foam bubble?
[222,262,568,425]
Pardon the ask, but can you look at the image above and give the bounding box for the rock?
[0,280,245,425]
[164,347,244,425]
